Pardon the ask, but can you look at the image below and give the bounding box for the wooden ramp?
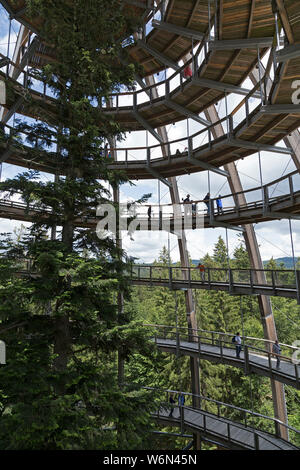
[154,406,298,450]
[155,337,300,389]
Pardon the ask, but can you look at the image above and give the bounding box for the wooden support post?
[176,330,180,358]
[168,266,172,290]
[188,265,191,288]
[275,420,280,438]
[263,186,269,215]
[188,136,193,159]
[229,269,234,294]
[254,433,259,450]
[296,270,300,305]
[205,103,289,441]
[294,362,299,389]
[227,423,231,442]
[244,345,250,375]
[180,405,185,434]
[289,176,294,204]
[220,334,223,361]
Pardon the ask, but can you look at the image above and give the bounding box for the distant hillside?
[144,257,297,268]
[191,258,298,268]
[263,257,298,269]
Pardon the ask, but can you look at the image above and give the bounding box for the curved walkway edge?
[154,337,300,389]
[154,406,298,450]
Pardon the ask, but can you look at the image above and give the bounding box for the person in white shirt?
[234,332,242,358]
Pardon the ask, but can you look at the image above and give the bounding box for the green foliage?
[125,240,300,449]
[2,0,300,450]
[0,0,154,450]
[0,241,158,449]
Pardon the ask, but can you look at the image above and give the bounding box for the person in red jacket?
[197,262,205,282]
[183,64,193,79]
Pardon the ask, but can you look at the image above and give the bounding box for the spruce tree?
[0,0,157,450]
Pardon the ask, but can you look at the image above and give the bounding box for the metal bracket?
[152,20,204,41]
[276,44,300,63]
[0,57,10,69]
[193,77,261,98]
[210,220,245,232]
[263,210,300,221]
[188,155,229,177]
[165,98,210,126]
[136,39,180,71]
[133,110,164,144]
[145,165,172,188]
[1,96,24,124]
[228,137,292,155]
[209,38,273,51]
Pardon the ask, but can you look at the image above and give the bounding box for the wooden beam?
[152,20,204,41]
[251,114,288,141]
[276,0,294,44]
[209,38,273,50]
[247,0,256,38]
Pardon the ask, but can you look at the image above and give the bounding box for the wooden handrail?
[146,386,300,436]
[142,323,299,350]
[144,324,299,360]
[135,264,296,274]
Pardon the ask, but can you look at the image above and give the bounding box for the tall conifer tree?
[0,0,157,450]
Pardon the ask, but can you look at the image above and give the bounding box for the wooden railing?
[1,169,300,223]
[145,386,300,448]
[143,324,300,386]
[130,264,300,302]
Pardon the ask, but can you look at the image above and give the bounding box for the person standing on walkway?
[203,192,210,215]
[183,64,193,79]
[169,393,175,417]
[192,201,197,217]
[178,393,185,407]
[272,340,281,369]
[183,194,191,217]
[216,195,223,215]
[197,262,205,282]
[233,332,242,359]
[104,142,109,158]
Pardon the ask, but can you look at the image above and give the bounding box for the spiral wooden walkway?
[154,405,298,450]
[148,325,300,389]
[1,0,300,174]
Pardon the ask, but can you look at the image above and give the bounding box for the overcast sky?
[1,6,300,265]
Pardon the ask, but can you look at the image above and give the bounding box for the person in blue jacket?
[178,393,185,407]
[216,195,224,215]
